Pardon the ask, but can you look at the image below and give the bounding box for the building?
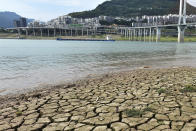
[13,17,27,27]
[25,14,196,28]
[28,21,46,27]
[20,17,27,27]
[13,20,21,27]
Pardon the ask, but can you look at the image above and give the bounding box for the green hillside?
[69,0,177,18]
[69,0,196,18]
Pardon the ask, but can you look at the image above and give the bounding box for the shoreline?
[1,34,196,42]
[1,37,196,43]
[0,66,187,99]
[0,67,196,130]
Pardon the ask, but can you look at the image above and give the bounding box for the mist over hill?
[0,11,33,28]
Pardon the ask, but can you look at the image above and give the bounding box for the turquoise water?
[0,39,196,95]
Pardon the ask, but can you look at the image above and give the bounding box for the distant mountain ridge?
[0,11,34,28]
[69,0,196,18]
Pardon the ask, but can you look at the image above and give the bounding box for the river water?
[0,39,196,95]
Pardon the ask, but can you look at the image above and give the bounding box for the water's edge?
[1,40,196,95]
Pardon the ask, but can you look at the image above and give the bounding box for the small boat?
[56,38,115,42]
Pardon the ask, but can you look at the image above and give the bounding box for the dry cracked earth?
[0,67,196,131]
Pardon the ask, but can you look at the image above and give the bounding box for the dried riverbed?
[0,67,196,131]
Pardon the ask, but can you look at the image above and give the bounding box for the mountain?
[0,11,34,28]
[171,3,196,14]
[69,0,196,18]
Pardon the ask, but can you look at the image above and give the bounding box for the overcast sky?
[0,0,195,22]
[0,0,107,21]
[187,0,196,7]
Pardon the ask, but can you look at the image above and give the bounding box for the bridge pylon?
[178,0,187,43]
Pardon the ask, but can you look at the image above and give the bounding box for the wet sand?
[0,89,7,94]
[0,67,196,131]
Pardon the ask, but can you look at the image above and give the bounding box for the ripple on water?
[0,40,196,95]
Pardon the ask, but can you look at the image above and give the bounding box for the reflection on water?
[0,39,196,95]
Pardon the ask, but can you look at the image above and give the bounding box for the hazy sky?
[187,0,196,7]
[0,0,107,21]
[0,0,196,22]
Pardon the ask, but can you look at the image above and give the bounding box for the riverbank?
[0,67,196,130]
[1,32,196,42]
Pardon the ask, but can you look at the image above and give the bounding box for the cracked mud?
[0,67,196,131]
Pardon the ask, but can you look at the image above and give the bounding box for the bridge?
[119,0,196,43]
[119,22,196,43]
[7,25,120,38]
[7,27,98,38]
[7,0,196,43]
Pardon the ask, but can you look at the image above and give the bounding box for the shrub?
[180,85,196,93]
[158,88,167,94]
[16,110,22,116]
[125,109,144,117]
